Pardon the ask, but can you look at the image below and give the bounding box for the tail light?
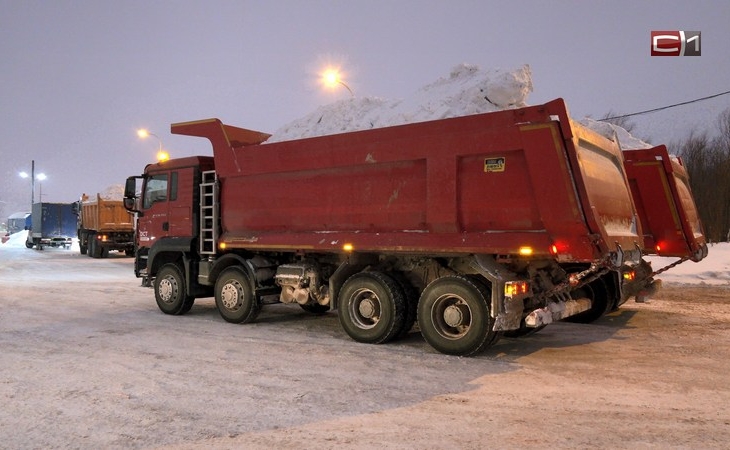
[505,280,529,298]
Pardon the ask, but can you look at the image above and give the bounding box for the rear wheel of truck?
[215,267,260,324]
[155,263,195,315]
[390,272,419,338]
[338,272,406,344]
[79,233,87,255]
[89,236,102,258]
[417,275,496,356]
[564,278,610,324]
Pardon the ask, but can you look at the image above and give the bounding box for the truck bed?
[30,202,76,243]
[623,146,707,261]
[80,194,134,232]
[172,98,643,263]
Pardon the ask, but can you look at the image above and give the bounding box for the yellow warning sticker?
[484,157,505,172]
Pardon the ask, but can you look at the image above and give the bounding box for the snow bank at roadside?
[646,243,730,286]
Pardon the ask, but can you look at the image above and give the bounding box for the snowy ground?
[2,64,727,448]
[1,232,729,449]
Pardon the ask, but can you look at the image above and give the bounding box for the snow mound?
[646,243,730,286]
[100,184,125,200]
[580,117,652,150]
[267,63,533,142]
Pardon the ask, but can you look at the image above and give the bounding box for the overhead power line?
[600,89,730,121]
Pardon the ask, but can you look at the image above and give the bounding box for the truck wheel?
[390,272,419,338]
[417,275,496,356]
[337,272,406,344]
[155,263,194,315]
[215,267,260,324]
[564,278,609,324]
[89,236,102,258]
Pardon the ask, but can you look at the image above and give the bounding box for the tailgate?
[623,146,707,261]
[525,100,643,264]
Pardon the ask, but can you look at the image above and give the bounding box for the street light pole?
[19,160,47,208]
[31,159,35,205]
[137,129,170,162]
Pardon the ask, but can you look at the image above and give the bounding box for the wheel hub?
[220,283,240,309]
[158,278,174,303]
[443,303,470,328]
[358,298,376,319]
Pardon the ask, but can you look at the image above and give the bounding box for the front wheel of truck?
[417,275,496,356]
[215,267,260,324]
[155,263,194,315]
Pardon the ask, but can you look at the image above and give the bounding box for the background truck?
[123,98,704,356]
[75,193,135,258]
[26,202,75,249]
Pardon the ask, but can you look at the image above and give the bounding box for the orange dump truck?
[76,193,135,258]
[123,98,703,356]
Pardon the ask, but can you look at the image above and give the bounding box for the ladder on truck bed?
[199,170,219,256]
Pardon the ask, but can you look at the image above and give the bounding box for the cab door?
[137,172,171,247]
[137,167,197,246]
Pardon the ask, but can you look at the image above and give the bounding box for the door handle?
[162,222,169,231]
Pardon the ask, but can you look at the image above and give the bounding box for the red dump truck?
[123,98,698,356]
[623,145,707,261]
[76,193,135,258]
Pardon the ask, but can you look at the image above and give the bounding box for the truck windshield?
[143,174,168,209]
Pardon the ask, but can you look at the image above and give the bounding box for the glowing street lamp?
[321,68,353,96]
[137,128,170,162]
[19,160,47,205]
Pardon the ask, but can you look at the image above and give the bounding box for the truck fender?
[330,253,379,310]
[147,237,195,277]
[208,254,257,292]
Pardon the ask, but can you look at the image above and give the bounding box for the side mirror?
[124,177,138,199]
[124,176,144,213]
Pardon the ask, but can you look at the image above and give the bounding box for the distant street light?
[19,160,47,206]
[321,68,353,96]
[137,128,170,162]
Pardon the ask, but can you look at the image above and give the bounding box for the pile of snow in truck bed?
[267,62,650,150]
[267,64,533,142]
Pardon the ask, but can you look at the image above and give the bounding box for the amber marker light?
[518,246,533,256]
[156,150,170,162]
[342,243,354,252]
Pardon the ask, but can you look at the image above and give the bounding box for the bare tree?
[677,107,730,242]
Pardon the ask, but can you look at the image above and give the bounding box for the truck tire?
[337,272,406,344]
[564,278,610,324]
[390,272,419,338]
[417,275,496,356]
[215,267,260,324]
[155,263,195,315]
[79,232,87,255]
[89,236,102,258]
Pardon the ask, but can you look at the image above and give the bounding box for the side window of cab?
[143,174,168,209]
